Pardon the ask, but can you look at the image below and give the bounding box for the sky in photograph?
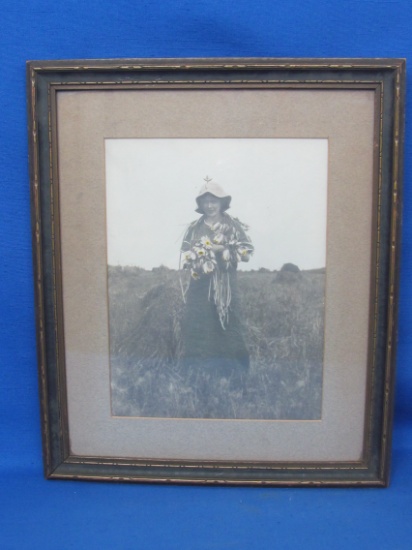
[105,138,328,271]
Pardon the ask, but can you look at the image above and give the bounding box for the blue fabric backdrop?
[1,1,411,548]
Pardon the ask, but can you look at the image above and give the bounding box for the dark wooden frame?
[27,58,405,486]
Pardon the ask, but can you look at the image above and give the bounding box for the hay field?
[108,265,325,419]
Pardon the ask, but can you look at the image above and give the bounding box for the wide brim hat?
[195,181,232,213]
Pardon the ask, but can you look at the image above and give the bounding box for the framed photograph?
[27,58,405,486]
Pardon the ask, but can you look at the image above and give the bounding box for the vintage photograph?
[28,58,403,484]
[106,138,328,420]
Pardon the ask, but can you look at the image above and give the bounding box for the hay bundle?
[275,262,302,283]
[117,281,184,363]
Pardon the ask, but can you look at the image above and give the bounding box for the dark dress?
[180,213,253,382]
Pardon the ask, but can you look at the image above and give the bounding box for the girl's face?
[199,194,222,217]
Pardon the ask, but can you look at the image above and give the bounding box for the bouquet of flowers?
[181,235,217,280]
[182,220,253,280]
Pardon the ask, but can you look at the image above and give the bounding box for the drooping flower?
[183,250,196,262]
[236,246,252,262]
[222,248,231,262]
[202,260,215,274]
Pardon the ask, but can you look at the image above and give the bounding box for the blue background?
[1,1,412,548]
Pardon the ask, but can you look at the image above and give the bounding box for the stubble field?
[108,265,325,420]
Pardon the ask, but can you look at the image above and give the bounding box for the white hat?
[195,179,231,213]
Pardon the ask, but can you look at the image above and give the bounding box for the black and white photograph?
[106,138,328,419]
[27,59,403,486]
